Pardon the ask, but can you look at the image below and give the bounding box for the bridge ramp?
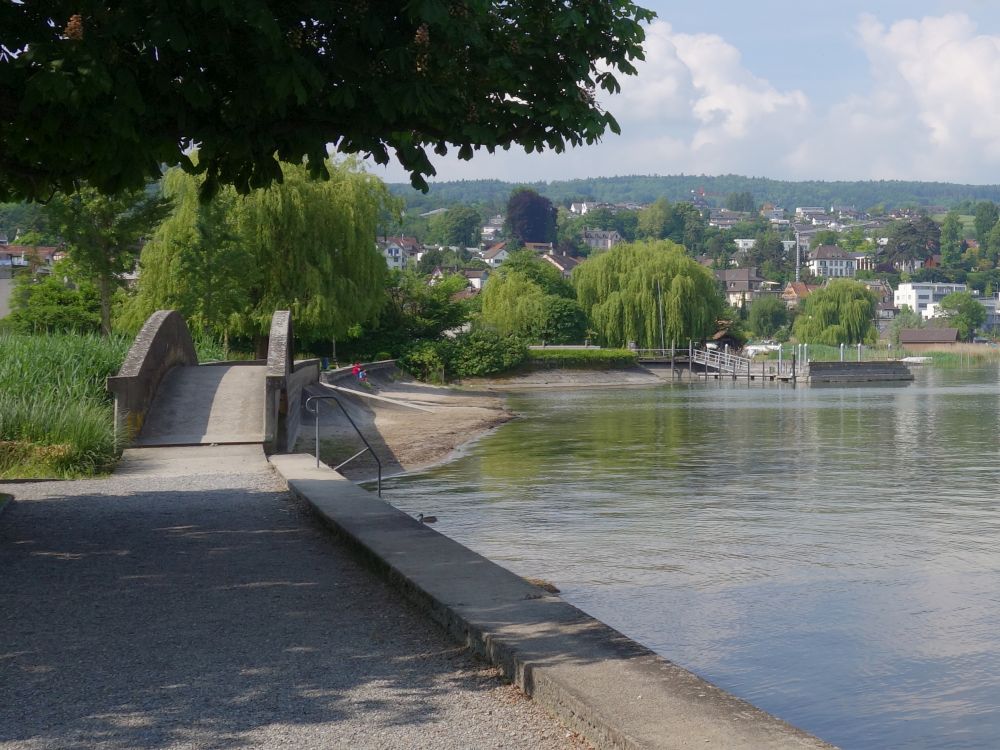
[134,364,267,446]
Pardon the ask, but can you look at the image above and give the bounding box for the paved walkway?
[134,366,267,446]
[0,446,586,750]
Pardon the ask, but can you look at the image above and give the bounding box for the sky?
[372,1,1000,186]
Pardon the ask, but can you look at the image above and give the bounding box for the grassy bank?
[0,333,131,478]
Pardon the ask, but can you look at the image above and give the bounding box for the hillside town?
[362,191,1000,346]
[4,189,998,349]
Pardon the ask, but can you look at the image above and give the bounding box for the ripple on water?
[383,366,1000,750]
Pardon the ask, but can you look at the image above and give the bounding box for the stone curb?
[269,454,837,750]
[0,493,12,518]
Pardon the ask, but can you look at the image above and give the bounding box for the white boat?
[900,356,932,364]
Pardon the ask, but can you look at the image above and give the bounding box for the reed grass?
[0,333,129,477]
[0,331,235,477]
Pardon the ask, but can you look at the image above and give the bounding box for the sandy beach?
[298,365,672,481]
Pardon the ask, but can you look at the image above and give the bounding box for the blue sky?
[374,2,1000,186]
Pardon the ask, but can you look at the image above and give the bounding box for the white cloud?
[373,20,810,183]
[374,13,1000,186]
[790,13,1000,181]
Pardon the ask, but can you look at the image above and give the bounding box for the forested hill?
[388,175,1000,213]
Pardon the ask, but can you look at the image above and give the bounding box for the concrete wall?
[106,310,199,440]
[282,360,320,453]
[807,360,913,383]
[263,311,320,454]
[0,270,12,319]
[322,360,396,385]
[264,311,292,454]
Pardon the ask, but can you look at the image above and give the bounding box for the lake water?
[380,365,1000,750]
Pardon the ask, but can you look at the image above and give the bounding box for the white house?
[382,242,407,270]
[462,269,489,290]
[581,228,621,251]
[894,282,968,316]
[734,238,756,253]
[482,242,510,268]
[376,236,420,271]
[806,245,857,278]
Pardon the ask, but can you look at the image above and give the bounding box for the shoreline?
[303,367,675,483]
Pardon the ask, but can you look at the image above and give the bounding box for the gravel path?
[0,447,589,750]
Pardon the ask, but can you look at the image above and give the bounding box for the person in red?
[351,362,360,379]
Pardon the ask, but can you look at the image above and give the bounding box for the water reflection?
[383,365,1000,750]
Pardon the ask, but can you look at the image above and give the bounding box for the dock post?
[792,354,797,384]
[689,339,693,379]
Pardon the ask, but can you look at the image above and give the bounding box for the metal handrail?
[305,394,382,496]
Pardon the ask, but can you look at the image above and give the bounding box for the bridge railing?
[692,347,751,374]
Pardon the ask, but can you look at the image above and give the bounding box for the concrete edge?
[269,453,837,750]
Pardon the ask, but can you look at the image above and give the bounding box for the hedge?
[527,348,637,369]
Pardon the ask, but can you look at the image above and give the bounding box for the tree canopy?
[573,240,722,347]
[479,251,586,343]
[936,291,986,341]
[121,159,391,342]
[428,206,482,248]
[885,216,940,266]
[792,279,877,345]
[747,296,788,339]
[506,189,557,244]
[46,185,172,335]
[1,1,653,201]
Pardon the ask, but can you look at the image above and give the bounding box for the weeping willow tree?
[120,159,393,344]
[792,279,877,344]
[479,272,547,337]
[572,240,722,347]
[117,167,250,337]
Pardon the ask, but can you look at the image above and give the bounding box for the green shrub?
[398,340,453,383]
[450,330,528,377]
[528,348,637,369]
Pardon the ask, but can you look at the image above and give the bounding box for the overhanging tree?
[573,240,722,347]
[1,2,653,201]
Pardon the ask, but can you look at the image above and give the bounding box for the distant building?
[781,281,820,309]
[795,207,826,218]
[708,209,750,229]
[523,241,555,254]
[899,328,960,350]
[0,245,62,268]
[806,245,857,278]
[482,242,510,267]
[462,269,490,290]
[581,228,622,251]
[376,236,420,271]
[715,267,771,306]
[733,238,756,254]
[542,254,581,278]
[481,214,504,242]
[894,282,967,317]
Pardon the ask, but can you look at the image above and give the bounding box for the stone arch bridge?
[106,310,320,454]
